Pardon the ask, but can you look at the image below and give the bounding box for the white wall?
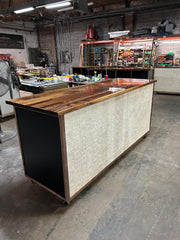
[0,21,39,66]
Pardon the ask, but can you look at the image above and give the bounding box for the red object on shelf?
[82,40,114,45]
[88,29,94,39]
[105,75,108,80]
[0,54,12,61]
[69,77,72,82]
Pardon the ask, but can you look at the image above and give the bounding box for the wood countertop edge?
[56,81,156,115]
[7,81,156,117]
[8,103,59,117]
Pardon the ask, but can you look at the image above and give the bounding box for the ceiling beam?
[37,0,180,25]
[0,0,89,15]
[133,0,180,14]
[1,0,180,20]
[70,0,180,22]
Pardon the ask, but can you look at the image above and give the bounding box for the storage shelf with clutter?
[80,40,114,67]
[79,35,180,69]
[156,37,180,68]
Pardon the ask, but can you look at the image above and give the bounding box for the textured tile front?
[65,84,153,197]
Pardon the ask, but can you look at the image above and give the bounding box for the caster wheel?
[62,200,68,206]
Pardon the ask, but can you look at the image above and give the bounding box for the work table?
[7,78,156,204]
[7,78,155,116]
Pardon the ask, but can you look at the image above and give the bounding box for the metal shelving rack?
[76,35,180,80]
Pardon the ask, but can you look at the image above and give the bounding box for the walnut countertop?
[7,78,156,116]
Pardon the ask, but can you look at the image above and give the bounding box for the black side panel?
[132,70,148,79]
[117,70,131,78]
[73,67,83,75]
[16,108,65,197]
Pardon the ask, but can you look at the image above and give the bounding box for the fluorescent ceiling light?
[88,2,94,6]
[36,5,44,9]
[37,1,92,10]
[14,7,34,14]
[36,0,72,9]
[57,2,94,12]
[57,6,74,12]
[45,1,71,9]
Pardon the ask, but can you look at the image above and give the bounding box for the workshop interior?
[0,1,180,240]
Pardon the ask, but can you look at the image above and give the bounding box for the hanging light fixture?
[45,1,71,9]
[56,1,94,12]
[88,2,94,6]
[57,6,74,12]
[14,7,34,14]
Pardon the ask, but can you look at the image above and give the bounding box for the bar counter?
[7,78,156,204]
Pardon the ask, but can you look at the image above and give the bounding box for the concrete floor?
[0,94,180,240]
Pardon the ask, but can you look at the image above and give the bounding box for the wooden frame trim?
[59,115,70,204]
[149,83,155,130]
[26,175,66,202]
[70,131,150,202]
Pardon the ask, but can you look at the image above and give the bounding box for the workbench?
[20,80,68,94]
[7,78,155,204]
